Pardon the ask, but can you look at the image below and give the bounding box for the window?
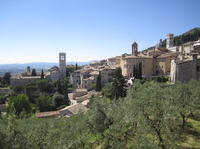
[197,66,200,72]
[156,70,159,75]
[60,55,65,60]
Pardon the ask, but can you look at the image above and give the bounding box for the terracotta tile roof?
[157,52,179,58]
[124,55,153,59]
[36,111,60,118]
[59,103,88,115]
[48,66,59,72]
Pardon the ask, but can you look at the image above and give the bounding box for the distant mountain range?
[0,62,90,69]
[0,62,91,76]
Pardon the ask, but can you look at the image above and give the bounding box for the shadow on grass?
[178,147,200,149]
[176,121,200,149]
[190,114,200,121]
[183,128,200,139]
[183,121,200,139]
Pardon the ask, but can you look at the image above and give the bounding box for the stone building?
[100,67,115,86]
[166,33,174,49]
[119,39,180,78]
[70,62,115,90]
[155,52,179,76]
[45,66,60,81]
[120,55,154,78]
[10,75,41,87]
[107,56,121,67]
[169,38,200,83]
[132,41,138,56]
[171,54,200,83]
[59,52,66,79]
[70,70,81,87]
[46,52,67,81]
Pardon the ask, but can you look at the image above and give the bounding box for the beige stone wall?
[50,71,60,82]
[70,71,81,87]
[142,58,154,77]
[120,57,154,78]
[170,59,177,83]
[81,78,95,90]
[73,89,88,99]
[10,77,40,87]
[100,69,115,85]
[120,57,127,76]
[171,58,200,83]
[156,57,171,76]
[182,42,194,55]
[177,61,194,82]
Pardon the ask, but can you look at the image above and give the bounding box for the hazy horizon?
[0,0,200,63]
[0,61,92,65]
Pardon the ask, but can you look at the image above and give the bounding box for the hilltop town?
[1,28,200,148]
[1,0,200,147]
[0,28,200,118]
[9,29,200,88]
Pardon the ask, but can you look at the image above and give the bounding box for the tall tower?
[59,52,66,79]
[166,34,174,49]
[132,41,138,56]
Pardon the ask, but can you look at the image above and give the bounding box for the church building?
[46,52,67,81]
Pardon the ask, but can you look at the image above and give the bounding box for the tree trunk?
[182,115,186,129]
[155,129,166,149]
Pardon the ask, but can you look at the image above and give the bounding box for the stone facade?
[132,41,138,56]
[69,37,200,88]
[46,66,60,81]
[155,52,179,76]
[120,55,154,78]
[119,39,179,78]
[46,52,67,81]
[70,62,115,90]
[166,34,174,49]
[70,70,81,87]
[170,54,200,83]
[59,52,66,79]
[10,76,41,87]
[100,68,115,86]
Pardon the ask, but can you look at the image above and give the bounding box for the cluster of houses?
[1,32,200,118]
[70,33,200,90]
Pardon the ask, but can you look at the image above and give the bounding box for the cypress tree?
[138,62,142,79]
[63,79,70,106]
[31,69,37,76]
[3,72,11,85]
[96,72,102,91]
[133,65,136,78]
[112,67,127,100]
[57,79,63,94]
[75,63,78,70]
[135,64,138,79]
[134,63,142,79]
[40,69,44,79]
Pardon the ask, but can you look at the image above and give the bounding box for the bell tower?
[59,52,66,79]
[166,34,174,49]
[132,41,138,56]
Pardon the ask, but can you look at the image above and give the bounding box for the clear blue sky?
[0,0,199,64]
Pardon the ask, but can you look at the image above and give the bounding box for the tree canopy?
[31,69,37,76]
[7,94,32,117]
